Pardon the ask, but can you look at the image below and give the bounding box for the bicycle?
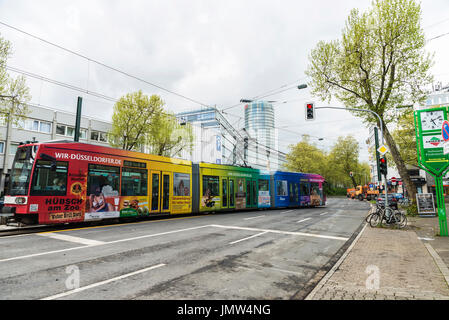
[369,204,407,229]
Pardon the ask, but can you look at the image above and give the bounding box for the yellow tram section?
[126,154,193,216]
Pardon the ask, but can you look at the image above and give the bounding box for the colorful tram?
[2,141,326,225]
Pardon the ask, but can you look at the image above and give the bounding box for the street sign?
[445,141,449,155]
[416,107,449,175]
[377,145,388,155]
[415,106,449,236]
[391,177,396,183]
[442,120,449,142]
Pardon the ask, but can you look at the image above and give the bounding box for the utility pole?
[74,96,82,142]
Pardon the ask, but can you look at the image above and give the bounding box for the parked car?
[376,194,398,210]
[391,193,404,200]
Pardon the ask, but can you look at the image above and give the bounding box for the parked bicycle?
[368,203,407,228]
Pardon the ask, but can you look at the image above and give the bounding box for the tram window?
[229,179,235,207]
[30,160,68,196]
[258,179,269,192]
[246,180,251,205]
[222,179,228,207]
[289,183,294,202]
[300,183,309,196]
[252,181,257,206]
[311,183,321,196]
[295,183,299,202]
[203,176,219,197]
[162,174,170,210]
[173,172,190,196]
[121,167,147,196]
[151,174,159,211]
[87,164,120,197]
[276,180,288,196]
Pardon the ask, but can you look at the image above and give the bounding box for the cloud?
[0,0,447,166]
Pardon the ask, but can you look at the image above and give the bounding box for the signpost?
[415,106,449,235]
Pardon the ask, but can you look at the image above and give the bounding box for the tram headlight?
[15,197,26,204]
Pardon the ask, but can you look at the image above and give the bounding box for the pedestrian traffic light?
[305,103,315,121]
[379,156,388,176]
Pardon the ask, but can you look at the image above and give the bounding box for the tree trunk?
[383,125,417,204]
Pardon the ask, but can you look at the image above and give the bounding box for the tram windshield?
[9,146,36,196]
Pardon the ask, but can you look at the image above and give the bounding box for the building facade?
[0,104,112,194]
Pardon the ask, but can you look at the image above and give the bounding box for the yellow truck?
[355,185,379,201]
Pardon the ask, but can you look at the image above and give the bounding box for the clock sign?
[421,110,445,131]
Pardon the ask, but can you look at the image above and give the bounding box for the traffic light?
[379,156,388,176]
[305,103,315,120]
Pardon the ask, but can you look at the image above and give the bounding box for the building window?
[56,124,87,139]
[90,130,108,142]
[0,141,4,153]
[14,119,52,134]
[9,143,19,155]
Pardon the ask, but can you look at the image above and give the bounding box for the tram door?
[150,171,172,214]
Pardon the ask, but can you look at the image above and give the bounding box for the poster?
[416,193,436,215]
[174,172,190,196]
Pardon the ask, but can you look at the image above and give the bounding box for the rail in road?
[0,197,369,300]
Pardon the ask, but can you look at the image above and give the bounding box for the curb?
[423,243,449,289]
[304,222,368,300]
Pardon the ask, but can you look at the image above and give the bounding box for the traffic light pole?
[315,106,388,210]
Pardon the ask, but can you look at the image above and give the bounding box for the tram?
[1,141,326,225]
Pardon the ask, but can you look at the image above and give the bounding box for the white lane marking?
[281,210,294,214]
[418,237,435,241]
[320,212,329,216]
[41,263,166,300]
[0,225,211,263]
[38,233,105,246]
[229,231,269,245]
[297,218,312,224]
[243,215,265,221]
[210,224,348,241]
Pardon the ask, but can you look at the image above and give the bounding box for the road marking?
[210,224,348,241]
[281,210,294,214]
[38,215,204,234]
[0,225,211,263]
[41,263,166,300]
[297,218,312,224]
[244,215,265,221]
[418,237,435,241]
[229,231,269,245]
[320,212,329,216]
[37,233,105,246]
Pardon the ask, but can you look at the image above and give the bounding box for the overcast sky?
[1,0,448,164]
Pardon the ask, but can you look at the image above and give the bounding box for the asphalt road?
[0,197,369,300]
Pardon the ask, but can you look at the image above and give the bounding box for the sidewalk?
[306,214,449,300]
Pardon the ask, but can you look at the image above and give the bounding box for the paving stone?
[309,222,449,300]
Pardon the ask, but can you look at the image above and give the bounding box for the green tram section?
[195,163,260,212]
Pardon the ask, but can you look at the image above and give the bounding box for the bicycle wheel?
[394,212,407,229]
[369,212,382,227]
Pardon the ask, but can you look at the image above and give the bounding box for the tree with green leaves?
[285,137,327,175]
[0,33,30,126]
[285,135,370,195]
[109,90,194,157]
[147,111,194,157]
[306,0,432,204]
[328,136,361,187]
[109,91,164,151]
